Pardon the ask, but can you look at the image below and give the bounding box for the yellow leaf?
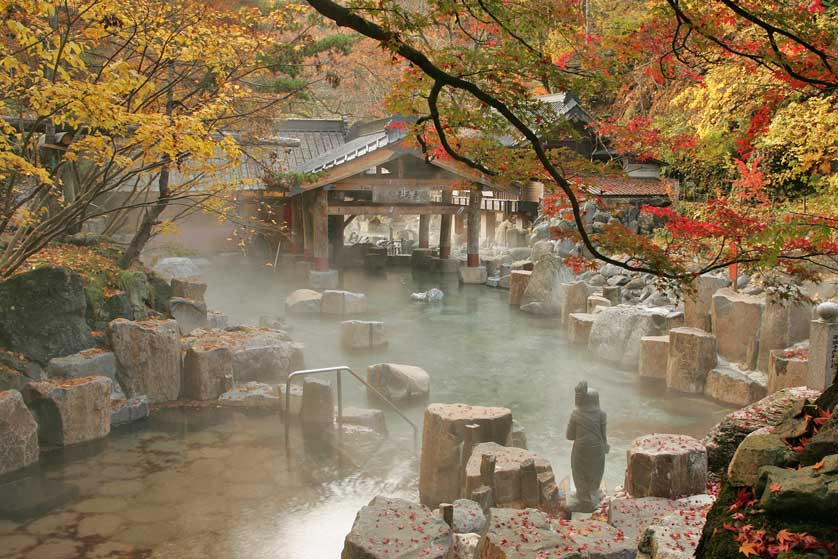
[738,542,759,558]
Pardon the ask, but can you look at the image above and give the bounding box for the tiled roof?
[537,92,593,123]
[273,119,348,170]
[294,128,407,174]
[578,175,678,197]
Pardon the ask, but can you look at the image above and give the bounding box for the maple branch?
[305,0,679,277]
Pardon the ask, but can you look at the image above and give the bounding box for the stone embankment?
[0,260,308,476]
[464,212,834,411]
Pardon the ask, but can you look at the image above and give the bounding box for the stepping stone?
[625,434,707,499]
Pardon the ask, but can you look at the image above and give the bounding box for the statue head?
[584,389,600,410]
[574,381,588,407]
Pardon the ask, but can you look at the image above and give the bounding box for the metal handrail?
[284,366,419,451]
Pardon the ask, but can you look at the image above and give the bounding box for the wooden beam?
[301,148,400,190]
[327,203,461,216]
[331,176,458,190]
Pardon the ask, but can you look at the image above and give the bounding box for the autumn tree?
[0,0,352,276]
[304,0,837,288]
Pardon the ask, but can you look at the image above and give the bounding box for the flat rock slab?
[46,349,116,380]
[184,327,299,383]
[24,376,112,446]
[639,336,669,379]
[625,434,707,499]
[341,496,451,559]
[477,508,567,559]
[607,496,713,546]
[704,365,767,406]
[0,390,39,476]
[218,382,279,408]
[339,406,387,434]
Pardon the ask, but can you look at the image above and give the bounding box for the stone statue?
[566,382,608,512]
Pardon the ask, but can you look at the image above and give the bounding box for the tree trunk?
[118,165,170,268]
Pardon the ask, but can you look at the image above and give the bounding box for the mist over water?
[0,261,734,559]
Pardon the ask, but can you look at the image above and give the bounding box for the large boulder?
[285,289,322,314]
[666,327,717,393]
[755,455,838,520]
[0,267,94,365]
[701,386,820,473]
[522,254,566,310]
[590,306,678,368]
[181,345,232,401]
[463,442,558,511]
[168,297,208,335]
[711,289,765,370]
[152,257,201,280]
[727,432,796,487]
[320,290,368,315]
[419,403,513,508]
[341,320,388,350]
[625,434,707,499]
[684,275,729,331]
[341,496,451,559]
[108,319,182,404]
[46,349,116,380]
[23,376,112,446]
[184,327,300,383]
[0,390,39,475]
[366,363,430,402]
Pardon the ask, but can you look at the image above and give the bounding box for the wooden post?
[485,211,497,245]
[302,191,313,259]
[439,190,452,258]
[440,503,454,527]
[312,188,329,271]
[328,215,344,268]
[418,214,430,248]
[467,187,482,267]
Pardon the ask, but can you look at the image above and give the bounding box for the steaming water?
[0,264,733,559]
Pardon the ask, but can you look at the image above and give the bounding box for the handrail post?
[282,366,419,453]
[336,368,343,430]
